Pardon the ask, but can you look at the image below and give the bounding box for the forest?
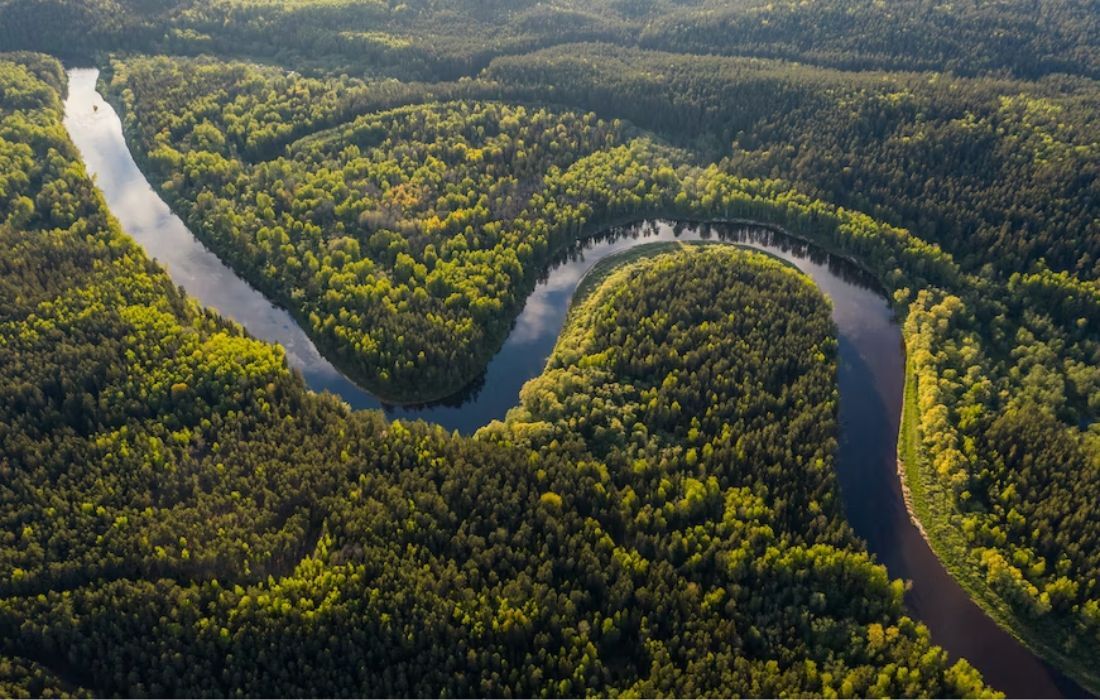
[0,53,997,696]
[0,0,1097,696]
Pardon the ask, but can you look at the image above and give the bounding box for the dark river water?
[63,67,1085,698]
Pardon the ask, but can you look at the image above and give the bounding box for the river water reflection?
[63,67,1084,698]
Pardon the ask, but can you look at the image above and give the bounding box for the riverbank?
[899,354,1100,696]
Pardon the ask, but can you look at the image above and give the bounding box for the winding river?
[63,67,1084,698]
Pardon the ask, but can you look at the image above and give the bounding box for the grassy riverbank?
[899,354,1100,696]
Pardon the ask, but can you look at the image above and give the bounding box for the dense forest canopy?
[0,55,996,695]
[0,0,1097,695]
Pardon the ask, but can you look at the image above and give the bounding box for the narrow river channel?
[63,67,1085,698]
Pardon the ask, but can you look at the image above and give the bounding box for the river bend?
[62,67,1083,698]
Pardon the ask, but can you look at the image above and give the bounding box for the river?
[62,67,1084,698]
